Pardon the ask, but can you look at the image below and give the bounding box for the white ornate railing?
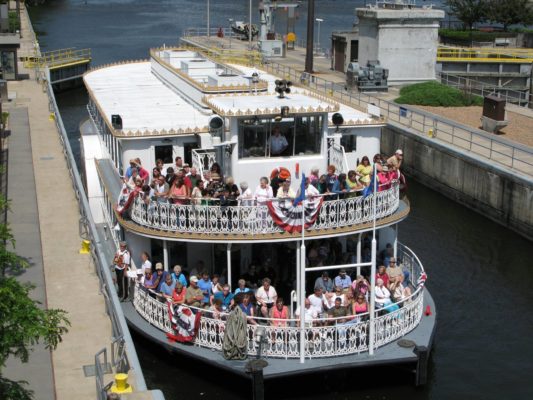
[191,149,216,180]
[131,242,426,359]
[129,182,400,236]
[328,143,349,174]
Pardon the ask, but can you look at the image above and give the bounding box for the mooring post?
[415,345,429,386]
[245,359,268,400]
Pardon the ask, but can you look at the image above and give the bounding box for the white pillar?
[394,225,398,259]
[249,0,252,49]
[227,243,232,290]
[299,240,306,364]
[356,233,362,277]
[163,240,169,272]
[296,246,301,300]
[207,0,210,37]
[369,237,377,355]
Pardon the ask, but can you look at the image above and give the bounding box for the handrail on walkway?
[40,67,148,392]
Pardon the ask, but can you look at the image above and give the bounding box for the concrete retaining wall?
[382,123,533,241]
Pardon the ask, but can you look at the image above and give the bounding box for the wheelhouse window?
[238,115,322,159]
[154,145,173,164]
[341,134,357,153]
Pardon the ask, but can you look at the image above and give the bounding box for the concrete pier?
[3,5,161,399]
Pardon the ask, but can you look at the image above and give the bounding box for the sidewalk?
[3,5,113,400]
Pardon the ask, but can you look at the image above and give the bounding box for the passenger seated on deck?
[271,298,289,327]
[326,286,346,309]
[328,297,350,324]
[375,265,390,288]
[375,278,399,313]
[295,299,318,328]
[197,271,212,307]
[256,277,277,318]
[171,282,187,305]
[386,257,403,284]
[143,269,157,290]
[314,271,334,294]
[237,293,257,325]
[159,273,176,299]
[185,276,204,309]
[334,269,352,292]
[208,298,226,320]
[213,284,234,311]
[234,278,251,295]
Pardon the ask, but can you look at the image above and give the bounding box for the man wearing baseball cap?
[387,149,403,171]
[185,276,204,309]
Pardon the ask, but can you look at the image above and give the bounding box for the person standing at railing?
[276,178,295,199]
[237,182,253,206]
[331,173,349,199]
[346,170,364,194]
[325,165,337,192]
[198,271,213,307]
[387,149,403,172]
[113,241,131,301]
[185,276,204,309]
[355,156,372,187]
[189,167,201,188]
[166,177,189,205]
[377,165,391,192]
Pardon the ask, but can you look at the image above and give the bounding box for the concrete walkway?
[3,5,113,400]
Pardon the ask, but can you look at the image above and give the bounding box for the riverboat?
[80,45,436,385]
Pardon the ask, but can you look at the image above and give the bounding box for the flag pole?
[369,162,378,355]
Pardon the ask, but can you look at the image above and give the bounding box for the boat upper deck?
[84,61,212,137]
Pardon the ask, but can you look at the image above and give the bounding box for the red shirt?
[183,176,193,190]
[172,288,187,303]
[376,272,389,288]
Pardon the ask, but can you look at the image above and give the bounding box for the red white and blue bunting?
[267,197,324,233]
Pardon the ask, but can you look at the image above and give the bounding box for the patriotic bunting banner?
[417,272,427,288]
[267,197,324,233]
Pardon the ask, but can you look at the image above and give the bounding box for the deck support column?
[163,240,169,272]
[393,224,394,265]
[299,239,306,364]
[356,233,362,276]
[295,246,300,315]
[369,237,377,355]
[227,243,232,290]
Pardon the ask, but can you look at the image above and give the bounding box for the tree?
[487,0,533,31]
[0,196,70,399]
[446,0,488,31]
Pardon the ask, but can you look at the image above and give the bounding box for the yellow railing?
[24,48,92,69]
[180,43,263,67]
[437,47,533,63]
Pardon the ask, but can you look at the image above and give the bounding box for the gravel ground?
[416,106,533,147]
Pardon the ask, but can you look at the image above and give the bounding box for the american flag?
[417,272,427,288]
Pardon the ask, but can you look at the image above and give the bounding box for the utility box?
[346,60,388,92]
[481,95,508,133]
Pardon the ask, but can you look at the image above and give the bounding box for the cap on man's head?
[396,149,403,155]
[190,275,199,283]
[155,262,163,270]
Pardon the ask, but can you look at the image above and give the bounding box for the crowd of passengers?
[115,150,404,215]
[117,239,413,327]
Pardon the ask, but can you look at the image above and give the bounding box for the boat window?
[154,145,173,164]
[341,134,357,153]
[239,115,322,159]
[295,116,322,155]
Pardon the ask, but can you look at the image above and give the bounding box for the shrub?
[395,81,484,107]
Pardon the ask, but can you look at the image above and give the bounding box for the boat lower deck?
[121,291,435,380]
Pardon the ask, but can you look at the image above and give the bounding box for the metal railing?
[437,47,533,62]
[132,242,425,359]
[129,182,400,237]
[437,72,531,107]
[40,68,148,393]
[24,47,91,69]
[260,60,533,175]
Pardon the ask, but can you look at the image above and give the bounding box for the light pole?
[249,0,253,50]
[315,18,323,55]
[228,18,233,48]
[207,0,210,38]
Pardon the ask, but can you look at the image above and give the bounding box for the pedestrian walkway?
[2,5,113,400]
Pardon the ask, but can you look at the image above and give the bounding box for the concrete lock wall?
[381,124,533,241]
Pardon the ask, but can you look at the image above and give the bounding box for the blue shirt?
[155,271,169,292]
[334,275,352,289]
[197,278,212,304]
[172,272,187,287]
[160,280,176,296]
[234,287,251,295]
[214,291,234,308]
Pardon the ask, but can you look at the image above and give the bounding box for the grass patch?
[2,112,8,126]
[395,82,484,107]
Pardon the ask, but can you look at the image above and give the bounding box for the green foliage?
[1,112,7,126]
[8,11,19,33]
[487,0,533,30]
[445,0,488,30]
[395,81,484,107]
[439,28,517,42]
[0,197,70,399]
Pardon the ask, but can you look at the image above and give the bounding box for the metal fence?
[40,68,149,397]
[262,60,533,175]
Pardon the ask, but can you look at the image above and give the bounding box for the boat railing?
[132,242,425,359]
[129,182,400,237]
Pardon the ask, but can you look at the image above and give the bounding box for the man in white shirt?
[308,287,329,325]
[270,126,288,156]
[255,277,277,318]
[295,298,318,327]
[113,241,131,300]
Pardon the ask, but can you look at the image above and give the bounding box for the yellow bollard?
[110,373,133,394]
[79,240,90,254]
[428,129,434,138]
[49,113,55,122]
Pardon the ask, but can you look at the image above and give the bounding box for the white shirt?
[305,184,320,197]
[270,134,288,155]
[308,294,327,314]
[327,293,345,308]
[141,260,152,274]
[295,306,317,323]
[256,286,277,304]
[375,286,391,304]
[238,188,254,206]
[114,249,131,271]
[276,187,296,199]
[254,185,273,204]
